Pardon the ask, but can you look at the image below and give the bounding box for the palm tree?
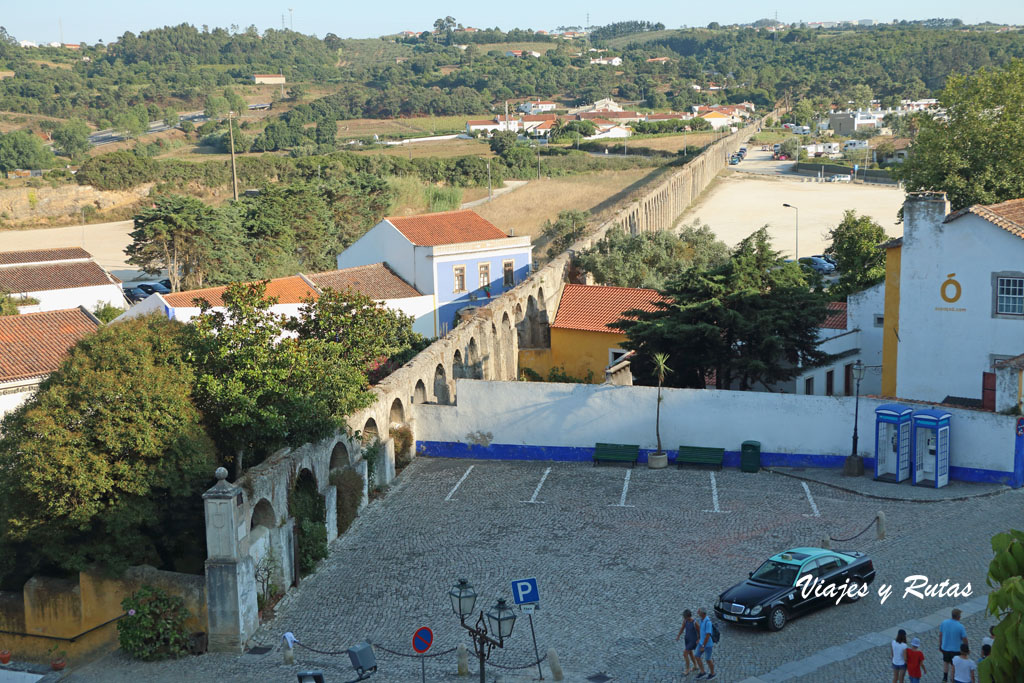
[653,353,671,455]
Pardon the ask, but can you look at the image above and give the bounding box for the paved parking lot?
[71,457,1023,682]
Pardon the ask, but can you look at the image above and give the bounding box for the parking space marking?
[611,469,635,507]
[444,465,474,501]
[521,467,551,504]
[703,472,731,513]
[801,481,821,517]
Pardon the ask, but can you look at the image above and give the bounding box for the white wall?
[897,200,1024,403]
[23,284,124,313]
[0,384,37,423]
[386,294,436,337]
[336,222,415,288]
[848,282,885,395]
[415,380,1019,475]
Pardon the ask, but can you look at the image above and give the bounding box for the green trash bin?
[740,440,761,473]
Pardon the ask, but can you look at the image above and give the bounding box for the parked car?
[137,282,172,296]
[159,279,172,290]
[123,287,148,304]
[714,547,876,631]
[798,256,836,274]
[829,174,852,183]
[813,254,838,269]
[729,156,740,165]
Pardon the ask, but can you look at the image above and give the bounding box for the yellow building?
[520,283,663,382]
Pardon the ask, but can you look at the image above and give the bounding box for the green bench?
[676,445,725,470]
[593,442,640,467]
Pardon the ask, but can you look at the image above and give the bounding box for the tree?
[823,210,888,298]
[894,60,1024,210]
[542,209,588,259]
[652,353,670,456]
[0,316,216,586]
[575,222,729,289]
[126,195,231,291]
[51,119,92,158]
[75,150,156,190]
[845,84,873,109]
[613,228,833,390]
[162,107,179,129]
[285,287,429,381]
[0,130,52,172]
[287,84,307,102]
[183,282,375,477]
[779,137,801,159]
[204,95,229,120]
[980,529,1023,682]
[488,130,519,156]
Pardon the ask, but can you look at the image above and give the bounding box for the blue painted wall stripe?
[416,441,1018,486]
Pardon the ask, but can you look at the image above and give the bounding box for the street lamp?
[449,579,517,683]
[844,360,867,477]
[782,203,799,261]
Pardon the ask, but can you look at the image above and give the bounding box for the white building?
[517,100,558,115]
[0,307,99,421]
[0,247,124,313]
[882,193,1024,405]
[589,57,622,66]
[253,74,286,84]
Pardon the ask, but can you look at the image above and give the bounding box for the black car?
[137,282,172,296]
[123,287,148,303]
[714,547,876,631]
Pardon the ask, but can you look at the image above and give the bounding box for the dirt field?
[354,138,494,159]
[477,42,558,54]
[474,168,660,240]
[678,172,905,257]
[0,220,139,281]
[627,131,718,153]
[337,115,469,138]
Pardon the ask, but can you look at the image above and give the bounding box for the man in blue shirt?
[938,608,967,682]
[694,607,716,680]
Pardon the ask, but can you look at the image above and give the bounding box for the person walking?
[952,644,977,683]
[694,607,716,680]
[906,637,926,683]
[939,608,968,682]
[891,629,908,683]
[675,609,699,676]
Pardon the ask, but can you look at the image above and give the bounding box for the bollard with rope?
[829,511,885,544]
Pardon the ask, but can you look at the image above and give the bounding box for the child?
[981,626,994,649]
[676,609,699,676]
[891,629,908,683]
[952,644,977,683]
[979,643,990,664]
[906,637,926,683]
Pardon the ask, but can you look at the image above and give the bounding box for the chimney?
[902,192,949,246]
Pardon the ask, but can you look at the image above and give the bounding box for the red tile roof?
[551,284,665,333]
[945,198,1024,240]
[467,119,498,126]
[0,307,98,382]
[386,210,508,246]
[521,114,557,121]
[0,247,91,266]
[0,261,117,293]
[822,301,848,330]
[308,263,420,299]
[162,276,317,308]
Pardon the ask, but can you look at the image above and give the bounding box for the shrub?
[297,518,327,574]
[329,468,364,535]
[289,472,328,575]
[117,585,191,661]
[390,425,413,469]
[76,151,156,190]
[92,302,124,323]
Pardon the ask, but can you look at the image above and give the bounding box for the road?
[88,111,207,147]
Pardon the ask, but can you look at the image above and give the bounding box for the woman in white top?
[891,628,908,683]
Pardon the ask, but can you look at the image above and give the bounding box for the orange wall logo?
[940,273,961,303]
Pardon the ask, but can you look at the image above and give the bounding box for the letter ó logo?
[940,273,961,303]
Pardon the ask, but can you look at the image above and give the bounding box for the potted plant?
[0,647,11,664]
[47,645,66,671]
[647,353,671,469]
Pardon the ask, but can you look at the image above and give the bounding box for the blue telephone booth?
[874,404,912,483]
[912,409,951,488]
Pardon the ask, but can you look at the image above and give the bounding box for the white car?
[829,174,852,183]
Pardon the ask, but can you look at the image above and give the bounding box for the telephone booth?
[874,404,912,483]
[912,409,951,488]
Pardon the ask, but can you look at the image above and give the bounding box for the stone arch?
[330,441,350,470]
[519,295,537,347]
[389,397,405,425]
[362,418,379,443]
[453,349,468,379]
[502,311,515,379]
[251,498,276,531]
[466,337,483,379]
[433,363,450,404]
[413,379,427,404]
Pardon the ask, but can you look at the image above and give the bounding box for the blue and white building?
[337,210,532,336]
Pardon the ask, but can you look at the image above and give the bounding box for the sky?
[5,0,1024,44]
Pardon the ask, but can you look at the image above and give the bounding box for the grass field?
[354,138,494,159]
[473,168,661,242]
[337,115,471,138]
[625,131,718,153]
[603,29,679,49]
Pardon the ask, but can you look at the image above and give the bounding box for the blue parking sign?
[511,578,539,605]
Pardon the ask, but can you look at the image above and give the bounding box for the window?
[609,348,628,365]
[826,370,834,396]
[503,260,515,287]
[804,377,814,395]
[478,263,490,288]
[874,314,884,328]
[453,266,466,293]
[997,277,1024,315]
[816,556,842,575]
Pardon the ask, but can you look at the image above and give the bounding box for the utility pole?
[288,8,294,30]
[228,111,239,201]
[487,158,492,200]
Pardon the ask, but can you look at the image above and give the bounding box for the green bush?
[329,468,364,535]
[289,472,328,576]
[117,585,191,661]
[297,518,327,574]
[390,425,413,469]
[76,151,156,190]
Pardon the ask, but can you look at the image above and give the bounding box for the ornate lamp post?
[844,360,867,476]
[449,579,517,683]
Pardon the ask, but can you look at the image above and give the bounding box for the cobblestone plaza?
[72,458,1023,682]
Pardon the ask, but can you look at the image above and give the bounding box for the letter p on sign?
[511,578,539,605]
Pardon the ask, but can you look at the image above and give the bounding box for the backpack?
[711,622,721,644]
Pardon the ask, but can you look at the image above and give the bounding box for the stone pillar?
[324,485,338,543]
[203,467,259,652]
